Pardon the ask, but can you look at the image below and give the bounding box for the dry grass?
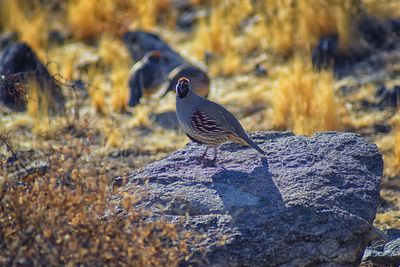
[390,112,400,175]
[270,57,342,135]
[375,211,400,229]
[363,0,400,19]
[67,0,104,39]
[98,34,131,112]
[191,0,252,76]
[0,1,49,61]
[394,127,400,173]
[26,80,52,135]
[67,0,171,39]
[0,137,188,266]
[261,0,355,56]
[191,0,357,74]
[111,66,130,113]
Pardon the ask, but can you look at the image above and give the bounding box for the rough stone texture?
[121,131,383,266]
[363,238,400,266]
[362,229,400,266]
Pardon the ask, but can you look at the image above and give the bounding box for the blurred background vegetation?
[0,0,400,265]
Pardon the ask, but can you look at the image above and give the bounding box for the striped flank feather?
[191,109,224,135]
[189,109,249,147]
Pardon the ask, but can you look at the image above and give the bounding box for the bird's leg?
[200,146,209,160]
[211,147,218,165]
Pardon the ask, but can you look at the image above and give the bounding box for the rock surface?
[120,131,383,266]
[362,229,400,266]
[363,238,400,266]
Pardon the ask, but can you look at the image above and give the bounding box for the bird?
[175,77,265,165]
[160,64,210,98]
[127,50,165,107]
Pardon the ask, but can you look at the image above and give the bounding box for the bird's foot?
[196,156,216,167]
[202,159,216,168]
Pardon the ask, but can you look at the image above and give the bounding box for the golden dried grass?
[67,0,170,39]
[390,112,400,174]
[0,1,49,61]
[270,57,342,135]
[26,80,52,135]
[191,0,253,76]
[98,34,131,112]
[262,0,354,56]
[363,0,400,18]
[375,211,400,229]
[0,138,188,266]
[87,68,107,114]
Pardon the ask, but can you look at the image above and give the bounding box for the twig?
[0,134,28,173]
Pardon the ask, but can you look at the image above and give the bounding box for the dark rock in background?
[122,30,210,105]
[254,63,268,76]
[359,16,389,49]
[122,30,186,72]
[0,42,64,113]
[312,34,338,70]
[0,32,17,51]
[117,131,383,266]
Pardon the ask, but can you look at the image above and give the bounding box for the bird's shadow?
[211,157,286,226]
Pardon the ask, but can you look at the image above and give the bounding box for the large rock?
[119,131,383,266]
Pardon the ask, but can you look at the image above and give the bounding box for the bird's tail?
[245,137,266,155]
[230,133,266,155]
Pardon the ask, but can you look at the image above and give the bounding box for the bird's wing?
[197,100,240,133]
[190,108,227,135]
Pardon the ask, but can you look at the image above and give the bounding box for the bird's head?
[176,77,190,98]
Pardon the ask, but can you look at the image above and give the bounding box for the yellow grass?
[375,211,400,229]
[26,80,51,135]
[394,129,400,173]
[0,1,49,61]
[363,0,400,18]
[391,113,400,174]
[262,0,354,56]
[129,105,152,128]
[88,68,107,114]
[98,34,131,68]
[67,0,104,39]
[270,57,342,135]
[0,138,188,266]
[98,34,131,112]
[191,0,252,76]
[67,0,170,39]
[111,66,130,112]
